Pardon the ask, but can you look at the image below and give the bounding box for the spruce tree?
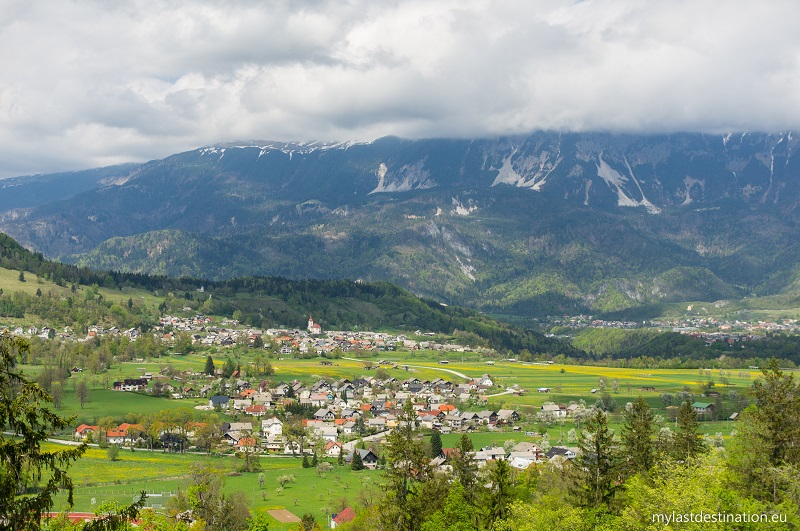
[430,431,443,458]
[1,334,143,529]
[451,434,479,500]
[486,459,515,528]
[621,397,655,476]
[204,356,215,375]
[573,407,619,509]
[351,450,365,471]
[673,400,706,461]
[380,400,431,530]
[750,358,800,466]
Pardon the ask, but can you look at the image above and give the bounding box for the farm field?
[51,445,379,531]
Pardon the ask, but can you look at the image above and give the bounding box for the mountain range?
[2,131,800,319]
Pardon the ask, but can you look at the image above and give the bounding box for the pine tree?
[451,434,478,498]
[430,431,443,458]
[0,334,146,529]
[380,400,431,530]
[222,357,236,378]
[486,459,515,528]
[204,356,215,375]
[573,407,619,509]
[351,450,365,471]
[750,358,800,466]
[621,397,655,476]
[673,400,706,461]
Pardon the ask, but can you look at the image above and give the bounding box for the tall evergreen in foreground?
[673,400,706,461]
[620,397,655,477]
[573,408,619,509]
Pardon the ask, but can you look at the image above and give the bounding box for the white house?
[262,417,283,438]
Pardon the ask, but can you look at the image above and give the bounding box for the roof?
[333,507,356,525]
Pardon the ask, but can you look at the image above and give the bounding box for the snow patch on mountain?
[491,155,523,187]
[490,150,562,191]
[596,155,660,213]
[681,176,705,205]
[452,197,478,216]
[369,160,435,194]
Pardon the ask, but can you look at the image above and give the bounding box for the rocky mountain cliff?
[2,131,799,318]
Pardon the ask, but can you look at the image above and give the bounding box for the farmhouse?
[345,449,379,469]
[692,402,716,416]
[113,378,148,392]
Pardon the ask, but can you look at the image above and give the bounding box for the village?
[62,313,579,484]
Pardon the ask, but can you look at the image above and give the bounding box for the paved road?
[342,357,470,380]
[342,429,392,451]
[485,388,516,398]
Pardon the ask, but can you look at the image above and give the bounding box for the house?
[245,404,268,417]
[325,440,343,457]
[508,455,538,470]
[232,399,252,411]
[546,447,577,461]
[331,507,355,528]
[692,402,715,416]
[511,441,544,461]
[540,403,566,418]
[496,409,520,423]
[345,449,379,469]
[318,426,339,442]
[113,378,148,392]
[313,408,336,421]
[367,417,387,430]
[474,446,506,465]
[74,424,98,441]
[209,396,230,409]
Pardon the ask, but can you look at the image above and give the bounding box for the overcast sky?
[1,0,799,178]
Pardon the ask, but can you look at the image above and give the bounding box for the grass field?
[51,446,379,531]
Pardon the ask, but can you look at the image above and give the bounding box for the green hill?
[0,232,580,357]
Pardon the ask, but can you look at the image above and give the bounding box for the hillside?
[3,132,800,318]
[0,233,580,357]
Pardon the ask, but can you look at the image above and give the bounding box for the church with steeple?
[307,315,322,335]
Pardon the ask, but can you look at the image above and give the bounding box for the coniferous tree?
[451,434,479,499]
[750,358,800,466]
[351,450,364,471]
[673,400,706,461]
[204,356,215,376]
[380,400,431,531]
[0,334,86,528]
[430,432,443,458]
[222,357,236,378]
[573,407,619,509]
[486,459,515,528]
[620,397,655,477]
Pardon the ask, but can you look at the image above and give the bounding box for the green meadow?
[51,445,379,531]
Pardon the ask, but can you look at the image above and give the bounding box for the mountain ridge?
[2,131,800,318]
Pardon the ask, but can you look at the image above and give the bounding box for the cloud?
[1,0,799,177]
